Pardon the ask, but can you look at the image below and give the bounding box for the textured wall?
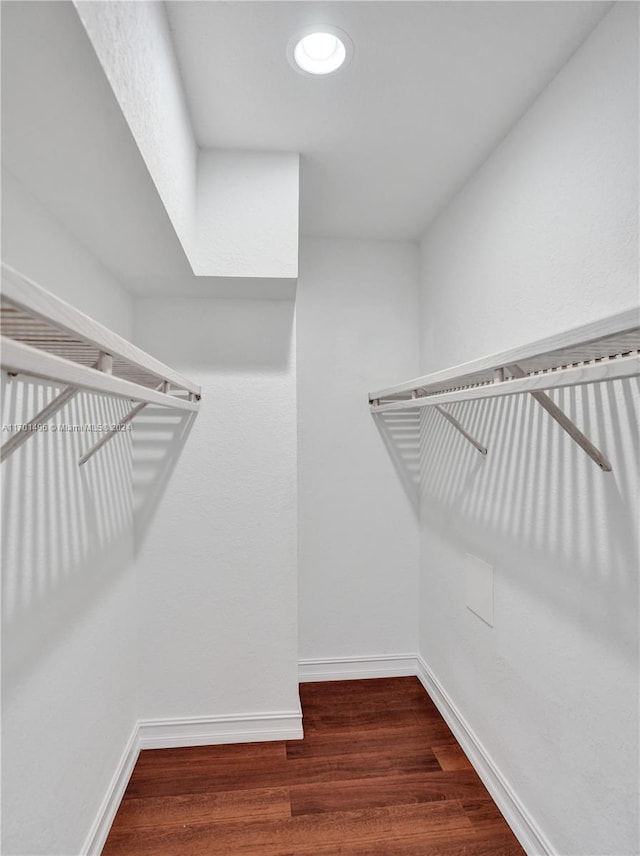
[132,297,299,721]
[417,5,639,854]
[297,238,420,661]
[74,0,197,260]
[2,169,133,338]
[1,174,138,856]
[196,150,299,279]
[418,3,637,366]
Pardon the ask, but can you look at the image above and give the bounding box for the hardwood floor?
[102,677,525,855]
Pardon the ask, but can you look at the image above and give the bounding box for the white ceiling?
[166,1,612,240]
[2,1,613,298]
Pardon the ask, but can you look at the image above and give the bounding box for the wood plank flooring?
[102,677,526,855]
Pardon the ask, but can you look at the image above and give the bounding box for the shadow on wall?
[1,374,135,693]
[373,409,421,515]
[0,374,198,690]
[417,378,640,661]
[129,297,297,550]
[132,405,196,550]
[133,298,296,371]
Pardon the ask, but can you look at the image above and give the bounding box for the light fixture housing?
[287,25,353,76]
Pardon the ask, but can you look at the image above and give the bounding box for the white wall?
[297,238,420,663]
[419,3,637,363]
[1,174,138,855]
[196,150,299,279]
[417,5,638,855]
[132,297,300,727]
[2,169,133,338]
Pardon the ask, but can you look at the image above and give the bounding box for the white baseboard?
[299,654,419,682]
[138,708,304,750]
[82,724,140,856]
[83,663,550,856]
[415,655,554,856]
[83,706,302,853]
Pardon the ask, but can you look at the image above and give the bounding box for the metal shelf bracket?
[507,364,612,472]
[433,404,488,456]
[0,382,78,463]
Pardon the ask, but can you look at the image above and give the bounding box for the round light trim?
[287,26,353,76]
[295,33,345,74]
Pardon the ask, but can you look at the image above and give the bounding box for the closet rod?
[1,337,199,412]
[1,263,200,396]
[369,353,639,413]
[368,312,640,472]
[369,309,639,402]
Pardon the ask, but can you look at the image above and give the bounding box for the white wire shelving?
[368,310,640,472]
[1,264,201,465]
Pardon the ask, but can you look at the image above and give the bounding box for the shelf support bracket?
[408,389,487,456]
[433,404,488,456]
[78,381,167,466]
[508,364,612,472]
[1,383,78,463]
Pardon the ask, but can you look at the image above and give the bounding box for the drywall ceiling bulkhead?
[75,0,299,283]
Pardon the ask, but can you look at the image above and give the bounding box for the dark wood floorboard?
[102,677,526,855]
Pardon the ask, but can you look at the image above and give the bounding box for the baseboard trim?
[299,654,419,682]
[138,708,304,750]
[83,706,302,852]
[82,724,140,856]
[83,663,550,856]
[416,655,553,856]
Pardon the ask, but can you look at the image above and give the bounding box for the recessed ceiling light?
[287,26,353,76]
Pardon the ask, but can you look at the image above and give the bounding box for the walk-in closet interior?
[1,2,638,855]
